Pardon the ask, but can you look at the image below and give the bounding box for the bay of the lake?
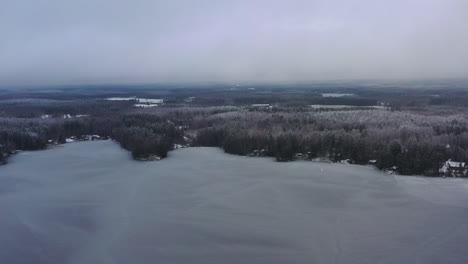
[1,140,468,264]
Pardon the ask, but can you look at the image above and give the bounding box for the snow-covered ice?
[1,140,468,264]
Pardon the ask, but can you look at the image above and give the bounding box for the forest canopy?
[1,86,468,176]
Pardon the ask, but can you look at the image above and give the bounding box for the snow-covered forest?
[1,85,468,176]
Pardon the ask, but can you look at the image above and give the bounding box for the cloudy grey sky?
[1,0,467,87]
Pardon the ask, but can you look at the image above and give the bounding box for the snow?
[1,141,468,264]
[106,97,163,104]
[321,93,354,97]
[310,105,386,110]
[133,104,158,108]
[138,98,163,104]
[448,161,465,167]
[75,114,90,118]
[61,114,90,119]
[106,97,137,101]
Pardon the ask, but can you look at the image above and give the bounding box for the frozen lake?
[1,140,468,264]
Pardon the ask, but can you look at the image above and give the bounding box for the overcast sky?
[1,0,467,87]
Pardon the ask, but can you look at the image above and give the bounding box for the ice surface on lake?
[1,141,468,264]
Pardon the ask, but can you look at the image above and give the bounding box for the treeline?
[231,95,377,107]
[0,99,132,118]
[0,113,184,162]
[0,117,116,152]
[190,109,468,176]
[112,114,184,159]
[3,103,468,176]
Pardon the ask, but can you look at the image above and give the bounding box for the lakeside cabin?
[439,159,467,177]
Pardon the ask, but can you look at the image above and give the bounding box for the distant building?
[439,159,467,177]
[184,97,195,103]
[137,98,163,104]
[251,104,272,110]
[106,97,163,106]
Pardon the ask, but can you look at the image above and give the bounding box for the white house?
[439,159,466,177]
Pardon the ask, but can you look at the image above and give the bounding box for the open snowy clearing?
[1,141,468,264]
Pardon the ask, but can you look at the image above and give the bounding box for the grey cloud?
[1,0,467,87]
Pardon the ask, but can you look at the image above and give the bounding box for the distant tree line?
[2,103,468,176]
[0,114,181,162]
[190,109,468,176]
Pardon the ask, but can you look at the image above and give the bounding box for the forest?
[1,84,468,176]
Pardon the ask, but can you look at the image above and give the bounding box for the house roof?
[447,160,465,168]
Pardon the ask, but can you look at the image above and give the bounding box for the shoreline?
[3,140,466,179]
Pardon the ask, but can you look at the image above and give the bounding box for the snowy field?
[321,93,354,97]
[1,141,468,264]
